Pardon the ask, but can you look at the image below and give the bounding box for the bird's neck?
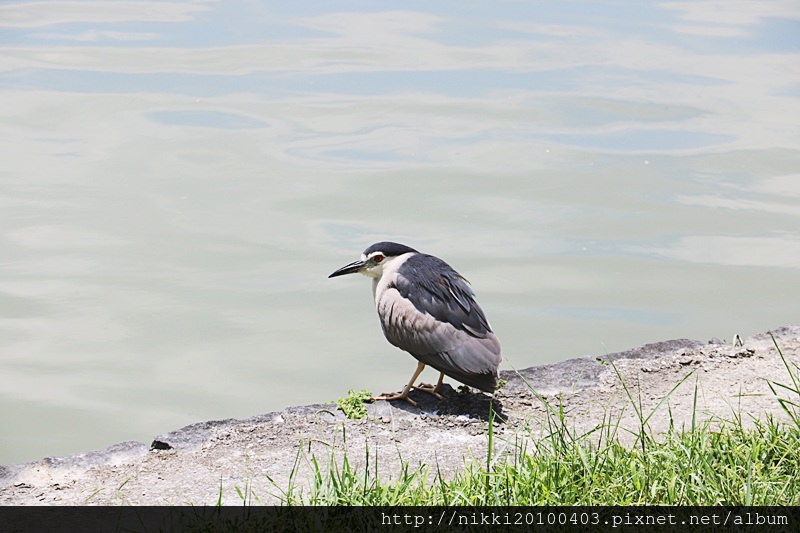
[370,252,415,304]
[371,276,380,301]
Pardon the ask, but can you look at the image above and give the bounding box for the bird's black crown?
[363,241,418,257]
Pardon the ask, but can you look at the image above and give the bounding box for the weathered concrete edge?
[5,328,793,488]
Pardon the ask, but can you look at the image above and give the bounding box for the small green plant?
[335,389,373,419]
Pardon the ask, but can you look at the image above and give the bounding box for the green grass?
[333,389,373,419]
[269,415,799,506]
[264,336,800,506]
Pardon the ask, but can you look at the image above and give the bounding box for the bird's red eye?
[374,254,384,263]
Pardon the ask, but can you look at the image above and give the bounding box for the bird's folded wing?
[393,254,493,338]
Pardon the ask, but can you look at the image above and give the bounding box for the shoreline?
[2,325,798,505]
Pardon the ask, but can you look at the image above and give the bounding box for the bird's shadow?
[391,384,507,423]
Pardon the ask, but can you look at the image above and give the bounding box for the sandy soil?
[1,325,798,505]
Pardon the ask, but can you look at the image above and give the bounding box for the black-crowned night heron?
[329,242,502,406]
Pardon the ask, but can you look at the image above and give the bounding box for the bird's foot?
[411,383,444,400]
[371,390,418,407]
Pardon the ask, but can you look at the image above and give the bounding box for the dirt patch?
[2,326,798,505]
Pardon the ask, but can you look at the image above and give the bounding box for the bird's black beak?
[328,259,367,278]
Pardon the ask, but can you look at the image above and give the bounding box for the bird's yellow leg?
[412,372,444,400]
[372,362,425,407]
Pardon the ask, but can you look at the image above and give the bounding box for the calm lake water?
[1,1,799,464]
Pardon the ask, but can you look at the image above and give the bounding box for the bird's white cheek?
[362,264,383,279]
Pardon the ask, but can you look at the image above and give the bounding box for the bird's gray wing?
[393,254,493,339]
[376,286,502,391]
